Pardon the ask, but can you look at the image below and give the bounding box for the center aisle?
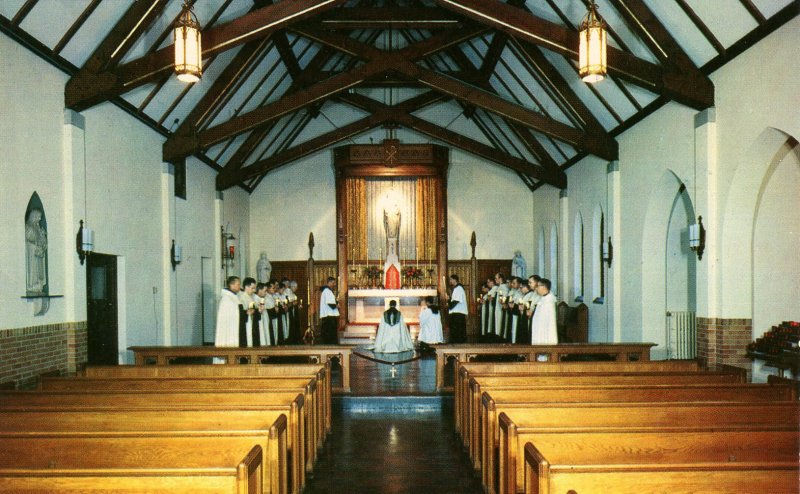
[305,352,482,493]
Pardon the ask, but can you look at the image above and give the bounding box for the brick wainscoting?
[697,317,752,375]
[0,321,87,389]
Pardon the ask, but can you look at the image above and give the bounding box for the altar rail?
[429,343,656,392]
[129,345,355,393]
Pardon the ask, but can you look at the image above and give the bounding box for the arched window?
[592,205,605,301]
[549,223,558,297]
[573,213,584,301]
[537,226,546,276]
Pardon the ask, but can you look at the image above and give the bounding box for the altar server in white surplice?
[373,300,414,353]
[215,276,242,347]
[418,296,444,344]
[530,278,558,344]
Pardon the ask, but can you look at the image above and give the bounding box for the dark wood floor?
[308,351,481,493]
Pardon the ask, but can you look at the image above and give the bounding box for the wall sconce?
[579,0,607,83]
[602,236,613,267]
[171,239,182,270]
[221,226,236,264]
[174,0,202,83]
[75,219,94,265]
[689,216,706,260]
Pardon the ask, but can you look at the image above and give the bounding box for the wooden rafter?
[317,6,462,29]
[432,0,714,110]
[65,0,349,111]
[673,0,725,55]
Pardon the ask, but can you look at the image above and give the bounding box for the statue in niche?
[25,198,48,296]
[383,203,401,258]
[511,250,527,279]
[256,252,272,283]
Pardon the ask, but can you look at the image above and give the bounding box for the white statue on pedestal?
[511,250,527,279]
[256,252,272,283]
[383,204,402,288]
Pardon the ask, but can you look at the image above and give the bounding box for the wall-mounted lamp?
[602,236,613,268]
[76,220,94,265]
[221,226,236,264]
[171,239,183,270]
[689,216,706,260]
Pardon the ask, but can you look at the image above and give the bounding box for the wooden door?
[86,254,118,365]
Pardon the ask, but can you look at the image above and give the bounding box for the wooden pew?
[498,402,800,494]
[464,369,744,457]
[431,342,657,391]
[38,375,324,469]
[0,390,306,494]
[128,345,354,393]
[454,360,709,436]
[522,430,800,494]
[0,435,266,494]
[478,382,796,491]
[81,364,332,433]
[0,410,289,494]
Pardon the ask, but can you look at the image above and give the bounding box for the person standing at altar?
[531,278,558,344]
[493,273,509,341]
[238,277,257,347]
[373,300,414,353]
[418,296,444,345]
[319,276,340,344]
[215,276,242,347]
[446,274,468,343]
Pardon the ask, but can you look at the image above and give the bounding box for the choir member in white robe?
[254,283,269,346]
[373,300,414,353]
[273,288,286,345]
[238,277,257,347]
[530,278,558,344]
[505,277,522,343]
[478,283,490,338]
[262,282,278,345]
[215,276,242,347]
[485,279,498,337]
[493,273,509,339]
[418,296,444,344]
[517,283,535,345]
[319,277,340,344]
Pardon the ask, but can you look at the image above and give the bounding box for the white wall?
[0,31,226,363]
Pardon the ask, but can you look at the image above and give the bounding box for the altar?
[347,288,438,325]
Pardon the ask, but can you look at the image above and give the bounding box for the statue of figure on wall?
[256,252,272,283]
[25,208,48,295]
[383,203,401,258]
[511,250,527,279]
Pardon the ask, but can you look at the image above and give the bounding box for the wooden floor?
[307,350,481,493]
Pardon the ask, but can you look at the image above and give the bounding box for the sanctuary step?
[340,323,420,345]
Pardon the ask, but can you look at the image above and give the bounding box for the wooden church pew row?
[453,359,711,436]
[0,409,289,494]
[431,342,658,391]
[462,370,744,454]
[496,402,800,494]
[522,430,800,494]
[127,345,354,394]
[0,436,266,494]
[39,375,325,465]
[0,390,307,493]
[81,363,331,433]
[477,382,796,483]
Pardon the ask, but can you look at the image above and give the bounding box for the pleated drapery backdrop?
[415,177,438,262]
[366,178,417,261]
[345,178,367,262]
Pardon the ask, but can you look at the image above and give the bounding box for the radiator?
[666,310,697,359]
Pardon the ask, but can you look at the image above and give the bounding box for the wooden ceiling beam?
[65,0,348,111]
[317,7,463,29]
[432,0,714,110]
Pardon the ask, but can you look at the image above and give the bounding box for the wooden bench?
[0,390,307,493]
[0,410,289,494]
[454,360,709,435]
[431,342,657,391]
[128,345,354,393]
[463,369,745,456]
[498,402,800,494]
[522,430,800,494]
[81,364,331,432]
[38,375,325,469]
[0,435,266,494]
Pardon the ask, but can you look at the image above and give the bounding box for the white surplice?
[373,308,414,353]
[215,289,241,347]
[418,307,443,344]
[530,292,558,344]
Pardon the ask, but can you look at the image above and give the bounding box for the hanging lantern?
[579,0,607,83]
[174,1,202,83]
